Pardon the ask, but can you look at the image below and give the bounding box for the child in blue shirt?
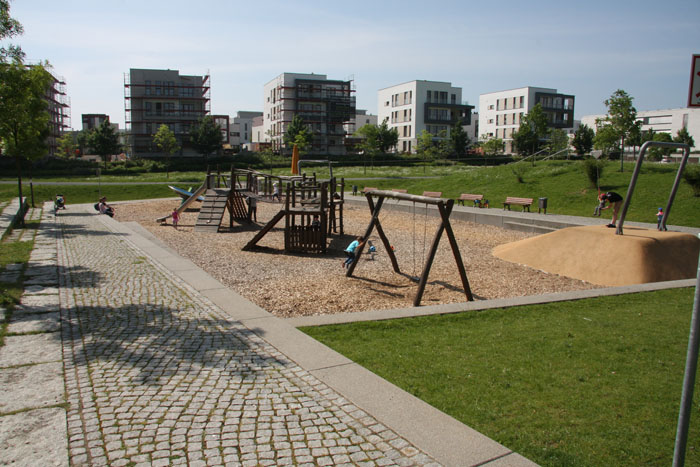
[343,236,364,269]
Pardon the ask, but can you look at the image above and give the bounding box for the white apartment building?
[580,107,700,149]
[377,80,474,153]
[345,109,378,135]
[229,111,263,151]
[479,86,575,154]
[263,72,355,155]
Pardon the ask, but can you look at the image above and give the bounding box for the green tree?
[0,60,53,215]
[56,132,76,158]
[355,119,398,170]
[673,127,695,149]
[547,128,569,155]
[648,132,673,161]
[416,130,438,161]
[572,123,594,156]
[603,89,637,171]
[482,137,504,155]
[375,119,398,153]
[91,118,121,168]
[449,121,469,158]
[283,114,311,152]
[593,123,619,156]
[513,103,549,156]
[190,115,224,162]
[153,124,180,179]
[76,129,92,156]
[0,0,24,62]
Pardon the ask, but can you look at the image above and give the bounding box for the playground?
[117,198,599,317]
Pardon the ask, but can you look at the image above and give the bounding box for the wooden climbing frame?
[345,189,473,306]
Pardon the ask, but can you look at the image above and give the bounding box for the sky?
[5,0,700,130]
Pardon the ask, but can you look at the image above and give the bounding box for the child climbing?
[343,236,364,269]
[367,240,377,260]
[656,207,667,231]
[171,207,179,229]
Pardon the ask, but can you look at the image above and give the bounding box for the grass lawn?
[0,183,173,206]
[301,288,700,466]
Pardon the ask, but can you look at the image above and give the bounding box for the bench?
[422,191,442,198]
[391,188,408,193]
[457,193,484,207]
[362,187,378,193]
[503,197,533,212]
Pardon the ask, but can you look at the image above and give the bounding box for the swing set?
[346,189,474,306]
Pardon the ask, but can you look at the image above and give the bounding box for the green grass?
[0,183,173,206]
[302,288,699,466]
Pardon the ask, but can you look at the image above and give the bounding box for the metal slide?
[155,184,208,223]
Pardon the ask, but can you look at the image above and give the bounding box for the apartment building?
[479,87,575,154]
[345,109,378,135]
[263,72,356,155]
[229,111,263,151]
[124,68,210,157]
[81,114,109,131]
[45,70,71,157]
[580,107,700,149]
[377,80,473,153]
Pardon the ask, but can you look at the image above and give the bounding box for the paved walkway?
[1,204,533,466]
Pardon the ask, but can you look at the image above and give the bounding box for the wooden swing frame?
[346,190,474,306]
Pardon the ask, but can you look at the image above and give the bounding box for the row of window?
[143,102,198,116]
[390,109,412,123]
[391,91,413,107]
[495,112,524,126]
[495,128,515,139]
[144,80,199,97]
[538,96,573,110]
[427,90,457,105]
[425,124,449,136]
[428,108,452,122]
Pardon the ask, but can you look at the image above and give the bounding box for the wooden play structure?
[243,175,345,254]
[346,189,473,306]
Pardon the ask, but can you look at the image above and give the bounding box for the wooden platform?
[194,189,230,233]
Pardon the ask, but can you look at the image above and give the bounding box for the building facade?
[479,86,575,154]
[580,107,700,151]
[377,80,473,153]
[81,114,109,131]
[45,71,71,157]
[124,68,210,157]
[263,72,356,155]
[229,111,263,151]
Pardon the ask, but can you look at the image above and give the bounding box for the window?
[427,90,431,102]
[451,94,456,104]
[519,96,524,108]
[488,119,494,124]
[488,104,494,110]
[145,102,152,115]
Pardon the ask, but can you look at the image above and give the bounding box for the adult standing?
[599,191,623,228]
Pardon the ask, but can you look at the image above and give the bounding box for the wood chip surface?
[116,199,599,318]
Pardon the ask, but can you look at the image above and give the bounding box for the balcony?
[423,103,474,125]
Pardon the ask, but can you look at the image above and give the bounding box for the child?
[599,191,623,228]
[272,182,281,202]
[367,240,377,260]
[593,193,606,217]
[343,236,364,269]
[311,215,321,229]
[171,208,179,229]
[656,207,667,231]
[247,196,257,222]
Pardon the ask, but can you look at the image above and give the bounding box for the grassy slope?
[302,288,699,466]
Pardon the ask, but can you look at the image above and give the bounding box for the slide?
[156,184,208,222]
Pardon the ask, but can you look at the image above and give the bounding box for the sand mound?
[493,225,699,286]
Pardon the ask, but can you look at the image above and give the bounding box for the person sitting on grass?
[343,236,364,269]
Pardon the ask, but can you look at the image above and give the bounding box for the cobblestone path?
[57,211,439,466]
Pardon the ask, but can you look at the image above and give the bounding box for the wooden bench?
[362,187,378,193]
[503,197,533,212]
[391,189,408,193]
[422,191,442,198]
[457,193,484,207]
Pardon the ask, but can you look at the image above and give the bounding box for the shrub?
[682,164,700,197]
[583,158,605,188]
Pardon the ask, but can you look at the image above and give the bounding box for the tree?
[481,137,504,155]
[153,124,179,179]
[283,114,311,152]
[572,123,594,156]
[375,119,398,153]
[593,122,619,156]
[0,60,53,215]
[547,128,569,155]
[416,130,438,161]
[56,132,76,158]
[513,103,549,156]
[190,115,224,162]
[91,118,121,168]
[648,132,673,161]
[449,121,469,158]
[76,129,92,156]
[603,89,637,171]
[674,127,695,149]
[355,119,398,170]
[0,0,24,62]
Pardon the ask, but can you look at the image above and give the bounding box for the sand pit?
[494,225,700,286]
[116,199,599,317]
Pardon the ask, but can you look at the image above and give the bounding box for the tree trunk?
[620,136,625,172]
[14,156,24,227]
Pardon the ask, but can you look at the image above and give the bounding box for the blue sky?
[6,0,700,129]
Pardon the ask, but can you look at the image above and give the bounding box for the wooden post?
[347,196,385,277]
[438,200,473,301]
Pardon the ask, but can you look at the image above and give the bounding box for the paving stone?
[15,294,60,314]
[0,407,68,466]
[23,285,60,295]
[0,333,61,367]
[8,311,61,334]
[23,274,59,286]
[0,361,64,413]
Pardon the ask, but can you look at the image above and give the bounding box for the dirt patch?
[116,199,599,317]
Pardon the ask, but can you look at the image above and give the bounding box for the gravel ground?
[116,199,599,317]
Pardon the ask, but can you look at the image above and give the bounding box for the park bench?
[391,188,408,193]
[457,193,484,207]
[503,196,533,212]
[362,187,378,193]
[422,191,442,198]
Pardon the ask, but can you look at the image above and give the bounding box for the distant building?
[124,68,211,157]
[249,116,269,152]
[212,115,230,149]
[44,70,71,157]
[580,107,700,151]
[82,114,109,131]
[345,109,378,135]
[479,86,575,154]
[377,80,474,153]
[463,111,479,144]
[263,72,356,155]
[230,111,263,151]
